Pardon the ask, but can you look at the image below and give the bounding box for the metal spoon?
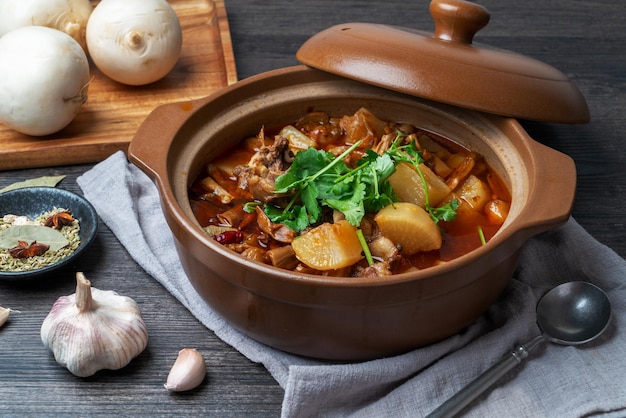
[427,281,612,418]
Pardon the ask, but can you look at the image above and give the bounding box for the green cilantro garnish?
[477,225,487,246]
[265,140,398,232]
[259,132,458,234]
[356,229,374,266]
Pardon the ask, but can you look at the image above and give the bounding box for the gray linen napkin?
[77,151,626,418]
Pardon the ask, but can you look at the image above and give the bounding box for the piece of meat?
[233,130,294,202]
[255,206,295,243]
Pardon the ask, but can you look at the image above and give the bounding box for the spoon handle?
[426,335,545,418]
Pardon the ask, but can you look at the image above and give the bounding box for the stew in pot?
[189,108,511,277]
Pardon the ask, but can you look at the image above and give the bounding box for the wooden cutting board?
[0,0,237,171]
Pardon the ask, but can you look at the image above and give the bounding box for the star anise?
[44,210,74,229]
[8,241,50,259]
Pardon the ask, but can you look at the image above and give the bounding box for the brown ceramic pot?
[128,65,576,360]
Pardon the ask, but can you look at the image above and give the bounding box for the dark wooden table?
[1,1,624,416]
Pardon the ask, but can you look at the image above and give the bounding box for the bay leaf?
[0,225,69,251]
[0,175,66,194]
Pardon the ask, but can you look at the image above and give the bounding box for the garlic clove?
[0,306,11,327]
[40,272,149,377]
[164,348,207,392]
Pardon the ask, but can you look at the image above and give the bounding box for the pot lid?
[296,0,589,124]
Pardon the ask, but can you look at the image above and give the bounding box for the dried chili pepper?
[213,230,243,245]
[9,241,50,258]
[44,210,74,229]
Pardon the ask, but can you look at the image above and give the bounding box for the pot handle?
[128,98,208,183]
[517,137,577,233]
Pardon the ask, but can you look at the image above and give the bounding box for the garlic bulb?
[164,348,206,392]
[40,272,148,377]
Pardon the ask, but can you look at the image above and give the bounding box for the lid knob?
[430,0,490,44]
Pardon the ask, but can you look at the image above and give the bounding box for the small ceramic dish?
[0,187,98,280]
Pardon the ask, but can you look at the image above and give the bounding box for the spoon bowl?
[428,281,612,418]
[537,281,612,345]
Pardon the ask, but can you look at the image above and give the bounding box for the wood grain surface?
[0,0,237,171]
[1,1,625,416]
